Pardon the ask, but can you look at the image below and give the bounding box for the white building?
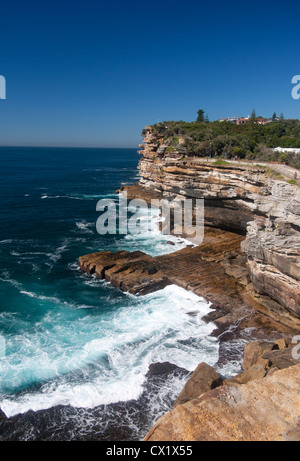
[274,147,300,154]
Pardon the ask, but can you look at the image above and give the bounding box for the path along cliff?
[79,125,300,440]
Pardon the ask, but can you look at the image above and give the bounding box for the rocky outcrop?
[129,126,300,328]
[144,340,300,441]
[145,365,300,441]
[80,228,243,300]
[137,126,267,233]
[79,250,169,295]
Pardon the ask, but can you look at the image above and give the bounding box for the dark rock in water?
[0,401,154,441]
[146,362,182,376]
[0,364,190,441]
[186,310,199,317]
[0,408,7,434]
[202,305,229,323]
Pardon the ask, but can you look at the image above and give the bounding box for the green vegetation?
[287,179,300,186]
[266,169,284,180]
[213,160,231,166]
[146,117,300,169]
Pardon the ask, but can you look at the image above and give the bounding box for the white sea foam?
[0,285,219,417]
[0,275,23,290]
[75,221,94,234]
[48,238,72,264]
[40,193,115,201]
[19,290,61,304]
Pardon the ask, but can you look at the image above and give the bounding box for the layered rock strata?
[79,228,247,310]
[118,126,300,328]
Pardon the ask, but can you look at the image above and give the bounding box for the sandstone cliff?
[126,126,300,330]
[79,125,300,441]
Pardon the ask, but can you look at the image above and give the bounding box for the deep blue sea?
[0,147,223,440]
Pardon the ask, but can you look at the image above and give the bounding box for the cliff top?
[142,119,300,170]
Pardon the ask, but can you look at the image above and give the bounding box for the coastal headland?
[80,125,300,441]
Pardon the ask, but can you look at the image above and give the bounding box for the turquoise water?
[0,147,219,439]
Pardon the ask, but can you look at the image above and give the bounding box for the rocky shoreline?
[78,125,300,440]
[144,339,300,441]
[79,222,297,342]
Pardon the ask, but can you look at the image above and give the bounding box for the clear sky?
[0,0,300,147]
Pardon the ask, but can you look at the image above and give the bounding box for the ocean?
[0,146,225,440]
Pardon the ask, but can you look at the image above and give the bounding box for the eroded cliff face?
[138,127,264,233]
[135,126,300,327]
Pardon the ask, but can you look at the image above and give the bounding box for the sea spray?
[0,284,218,417]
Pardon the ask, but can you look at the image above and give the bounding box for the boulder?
[173,362,223,408]
[223,363,267,386]
[262,348,299,371]
[243,340,278,371]
[242,338,296,374]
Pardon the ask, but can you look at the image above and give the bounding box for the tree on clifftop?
[196,109,205,122]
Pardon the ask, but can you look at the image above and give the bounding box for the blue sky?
[0,0,300,147]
